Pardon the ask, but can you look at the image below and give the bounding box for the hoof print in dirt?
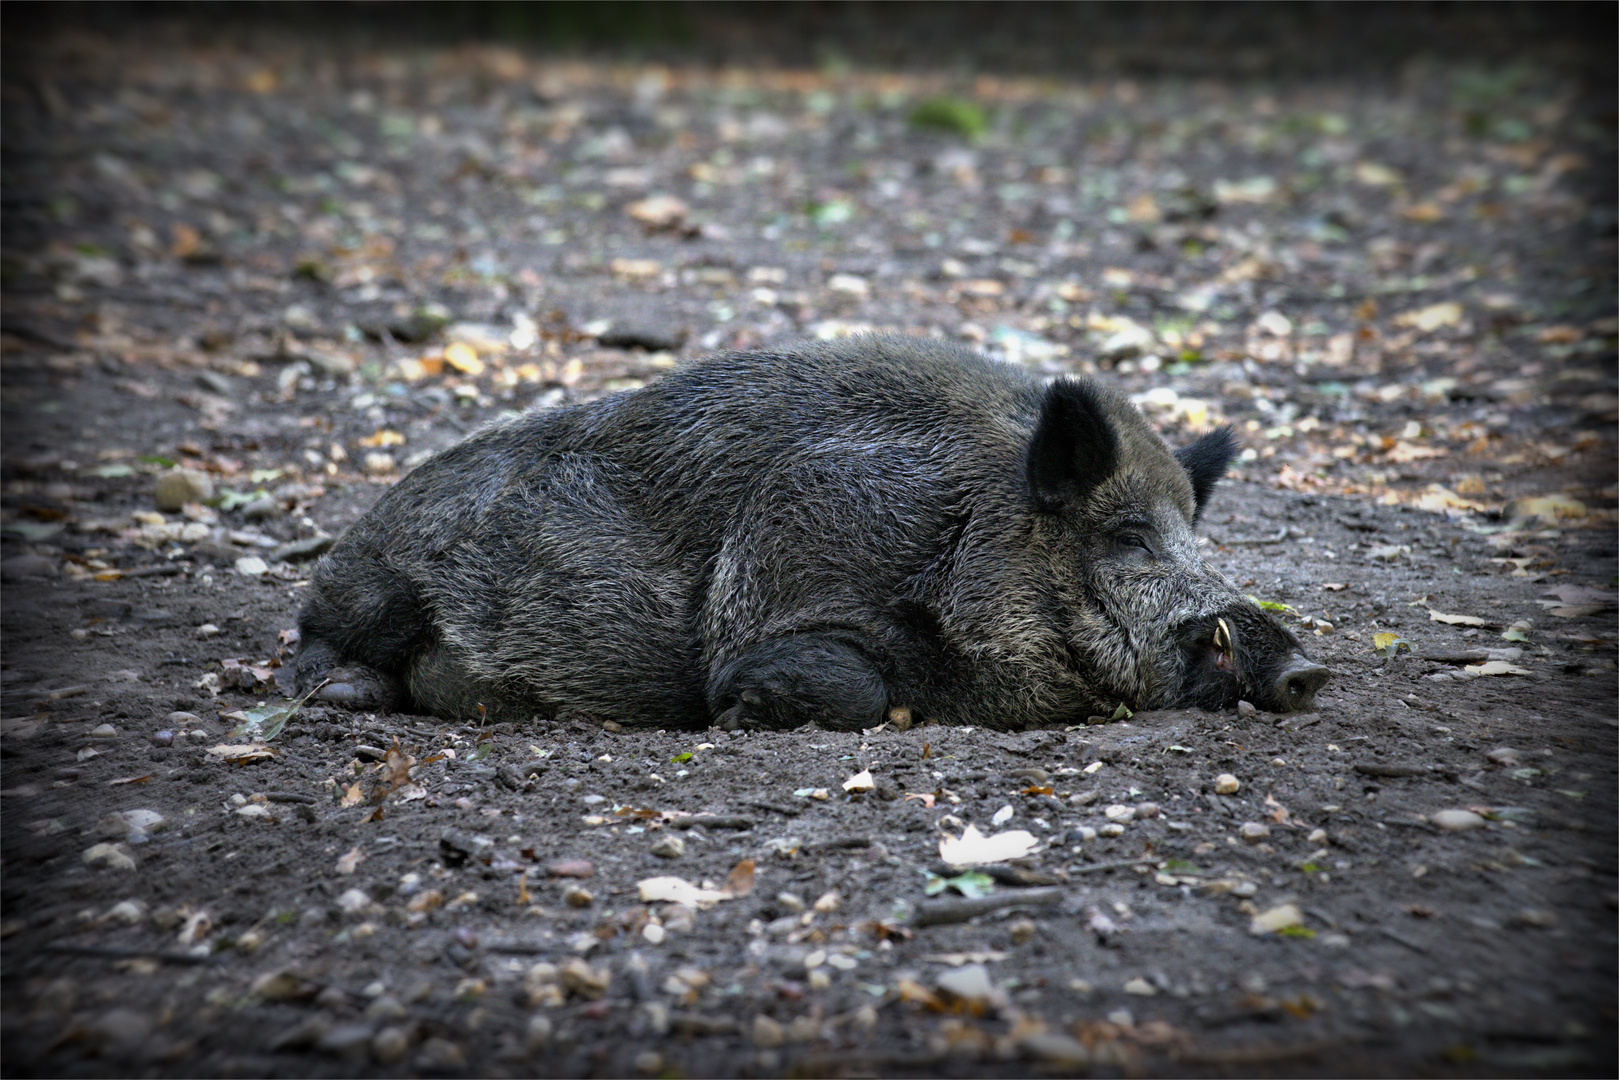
[294,335,1327,728]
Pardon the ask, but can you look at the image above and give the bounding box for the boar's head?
[1026,379,1328,714]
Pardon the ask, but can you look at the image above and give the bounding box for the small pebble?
[106,899,148,925]
[774,891,805,914]
[235,555,269,576]
[650,835,685,859]
[1123,976,1157,996]
[1009,918,1037,945]
[634,1050,664,1075]
[1134,802,1160,819]
[1486,747,1522,767]
[1236,700,1258,718]
[1104,804,1135,823]
[1214,774,1241,795]
[812,891,840,913]
[414,1037,465,1070]
[153,470,213,512]
[83,843,137,871]
[752,1014,785,1048]
[1239,822,1270,843]
[563,885,593,908]
[195,623,222,638]
[642,922,666,944]
[336,888,372,915]
[89,723,118,739]
[371,1025,411,1066]
[1432,809,1486,831]
[525,1015,552,1052]
[364,995,407,1023]
[1099,823,1125,837]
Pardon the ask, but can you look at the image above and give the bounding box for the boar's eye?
[1114,529,1155,557]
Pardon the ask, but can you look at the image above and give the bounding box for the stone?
[154,469,213,511]
[1432,809,1486,831]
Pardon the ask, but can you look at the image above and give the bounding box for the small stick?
[912,886,1063,927]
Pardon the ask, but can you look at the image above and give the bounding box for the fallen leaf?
[1545,605,1609,619]
[207,743,277,763]
[1394,301,1463,332]
[842,769,875,793]
[1512,494,1585,521]
[1373,632,1411,658]
[636,875,733,908]
[938,824,1038,868]
[443,341,484,376]
[335,845,364,874]
[1250,902,1305,935]
[359,429,406,447]
[725,858,756,897]
[1428,610,1491,627]
[1464,660,1533,677]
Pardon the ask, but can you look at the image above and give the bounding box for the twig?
[45,942,216,966]
[1354,762,1431,778]
[1069,856,1159,875]
[1213,530,1289,546]
[912,886,1063,927]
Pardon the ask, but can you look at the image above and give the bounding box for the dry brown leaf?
[725,858,756,897]
[335,845,364,874]
[207,743,276,764]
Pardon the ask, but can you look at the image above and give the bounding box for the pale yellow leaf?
[841,769,875,793]
[1394,301,1463,332]
[636,875,733,908]
[938,824,1038,868]
[1464,661,1533,677]
[1428,610,1490,627]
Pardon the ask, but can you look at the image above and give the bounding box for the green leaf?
[138,454,178,469]
[908,97,988,140]
[1277,925,1316,939]
[225,691,311,742]
[215,488,269,512]
[670,752,694,764]
[1109,702,1133,721]
[924,869,995,899]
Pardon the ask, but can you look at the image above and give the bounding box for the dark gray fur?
[295,335,1328,729]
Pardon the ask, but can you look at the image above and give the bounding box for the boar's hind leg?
[708,634,888,731]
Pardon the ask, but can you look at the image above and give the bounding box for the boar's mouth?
[1177,614,1330,713]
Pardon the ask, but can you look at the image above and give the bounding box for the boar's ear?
[1175,426,1239,523]
[1027,380,1120,514]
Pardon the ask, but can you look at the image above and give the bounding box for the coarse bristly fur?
[294,334,1328,729]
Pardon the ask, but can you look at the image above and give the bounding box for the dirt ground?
[2,5,1616,1077]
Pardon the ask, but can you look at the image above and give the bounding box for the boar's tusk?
[1213,618,1235,672]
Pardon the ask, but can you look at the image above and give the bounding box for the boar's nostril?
[1273,660,1330,710]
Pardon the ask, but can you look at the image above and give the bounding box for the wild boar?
[294,334,1328,729]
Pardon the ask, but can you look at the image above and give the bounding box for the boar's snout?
[1180,610,1329,713]
[1273,656,1330,712]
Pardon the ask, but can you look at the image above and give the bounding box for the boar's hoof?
[709,634,889,731]
[1273,659,1330,712]
[310,665,401,712]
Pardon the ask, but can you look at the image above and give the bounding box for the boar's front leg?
[707,633,889,731]
[293,637,403,712]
